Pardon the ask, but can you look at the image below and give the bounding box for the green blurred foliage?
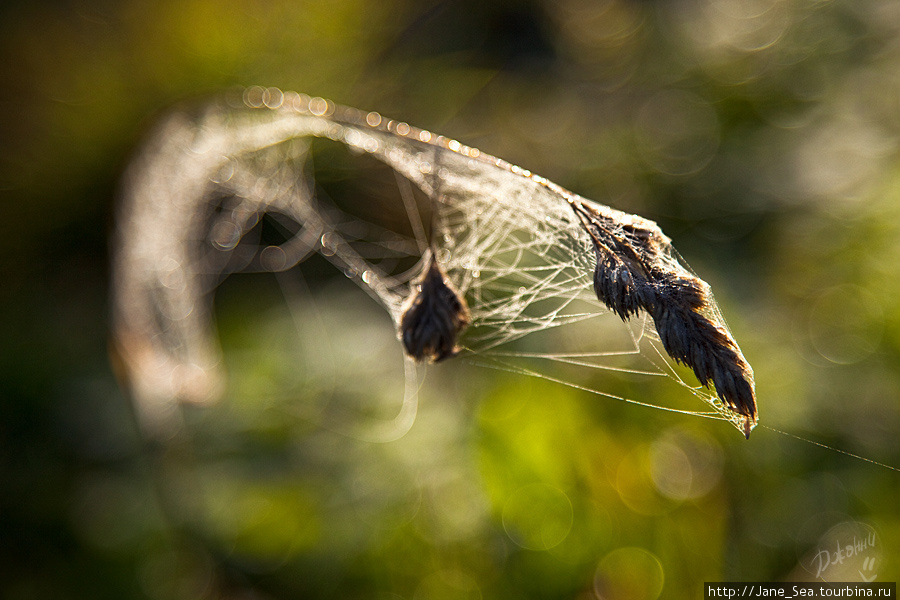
[2,0,900,598]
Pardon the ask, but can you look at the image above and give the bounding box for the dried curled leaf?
[571,198,757,437]
[400,254,471,363]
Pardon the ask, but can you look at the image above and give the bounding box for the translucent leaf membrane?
[111,86,755,438]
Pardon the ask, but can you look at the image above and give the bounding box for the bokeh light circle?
[501,483,573,551]
[594,546,665,600]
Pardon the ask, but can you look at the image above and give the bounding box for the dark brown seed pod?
[571,198,757,437]
[399,254,471,363]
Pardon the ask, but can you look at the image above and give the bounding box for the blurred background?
[2,0,899,598]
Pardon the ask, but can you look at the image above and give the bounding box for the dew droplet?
[243,86,265,108]
[262,87,283,109]
[308,97,329,116]
[260,245,287,272]
[365,111,382,127]
[211,220,241,250]
[320,232,338,256]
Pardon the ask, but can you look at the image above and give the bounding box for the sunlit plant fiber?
[111,86,756,438]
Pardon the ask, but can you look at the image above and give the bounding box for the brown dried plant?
[399,252,471,363]
[569,198,757,437]
[112,87,757,438]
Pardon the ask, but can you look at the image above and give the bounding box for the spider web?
[111,86,746,439]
